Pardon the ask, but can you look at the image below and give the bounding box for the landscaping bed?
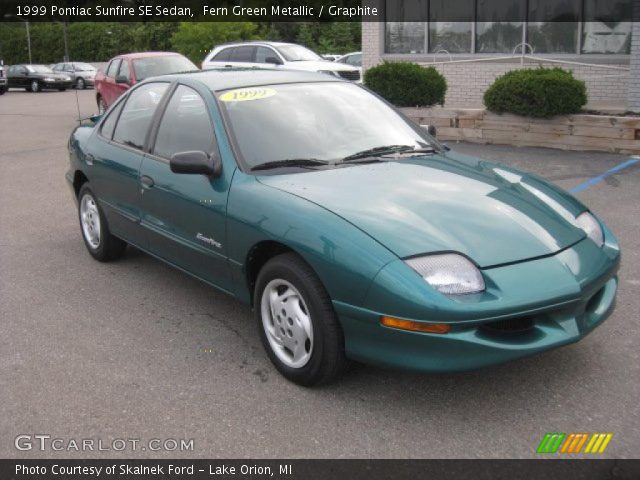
[402,107,640,155]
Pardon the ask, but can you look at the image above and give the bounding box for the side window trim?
[146,82,218,163]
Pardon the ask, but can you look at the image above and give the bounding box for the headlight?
[405,253,485,295]
[576,212,604,247]
[318,70,339,77]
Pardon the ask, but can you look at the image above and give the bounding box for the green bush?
[364,62,447,107]
[483,67,587,118]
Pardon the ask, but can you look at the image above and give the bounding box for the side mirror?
[170,151,222,177]
[421,124,437,137]
[265,56,283,66]
[115,75,129,84]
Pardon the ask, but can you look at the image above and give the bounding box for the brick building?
[362,0,640,112]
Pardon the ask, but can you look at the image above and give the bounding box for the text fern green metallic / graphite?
[66,69,620,385]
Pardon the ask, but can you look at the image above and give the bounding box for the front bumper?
[334,235,620,372]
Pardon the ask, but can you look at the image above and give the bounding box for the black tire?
[58,87,66,92]
[78,184,126,262]
[0,87,5,95]
[97,95,106,114]
[30,80,40,93]
[254,253,347,386]
[76,77,85,89]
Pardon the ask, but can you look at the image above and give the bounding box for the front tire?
[30,80,40,93]
[76,77,85,89]
[254,253,347,386]
[78,184,126,262]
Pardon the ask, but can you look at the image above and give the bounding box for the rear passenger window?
[212,48,231,62]
[100,100,124,140]
[113,83,168,150]
[152,85,214,159]
[106,59,121,78]
[118,60,130,82]
[230,46,255,62]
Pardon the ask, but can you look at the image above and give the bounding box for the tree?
[170,22,259,64]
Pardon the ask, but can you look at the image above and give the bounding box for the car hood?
[256,152,587,267]
[286,60,359,72]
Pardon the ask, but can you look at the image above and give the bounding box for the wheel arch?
[72,170,89,198]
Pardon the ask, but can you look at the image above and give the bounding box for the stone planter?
[401,107,640,155]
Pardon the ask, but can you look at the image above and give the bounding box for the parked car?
[6,64,72,92]
[95,52,197,112]
[0,60,6,95]
[335,51,362,67]
[202,41,362,83]
[67,69,619,386]
[52,62,97,89]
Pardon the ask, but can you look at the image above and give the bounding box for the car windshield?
[74,63,95,71]
[276,45,322,62]
[218,82,437,170]
[27,65,53,73]
[132,55,197,81]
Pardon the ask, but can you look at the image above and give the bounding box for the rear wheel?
[58,87,66,92]
[97,95,106,114]
[30,80,40,93]
[254,253,347,386]
[78,184,126,262]
[0,87,5,95]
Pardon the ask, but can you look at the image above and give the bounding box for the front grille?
[481,316,535,334]
[338,70,360,81]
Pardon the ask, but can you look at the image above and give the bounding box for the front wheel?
[76,77,85,89]
[58,87,66,92]
[30,80,40,92]
[78,184,126,262]
[254,253,347,386]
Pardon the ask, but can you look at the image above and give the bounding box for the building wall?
[362,21,631,110]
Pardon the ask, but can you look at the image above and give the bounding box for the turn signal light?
[380,316,450,334]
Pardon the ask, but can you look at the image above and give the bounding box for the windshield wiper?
[250,158,329,171]
[341,145,436,162]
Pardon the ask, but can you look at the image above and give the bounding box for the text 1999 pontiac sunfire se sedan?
[67,70,620,386]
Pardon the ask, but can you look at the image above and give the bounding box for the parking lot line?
[569,158,640,193]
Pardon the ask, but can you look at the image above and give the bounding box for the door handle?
[224,64,233,68]
[140,175,154,188]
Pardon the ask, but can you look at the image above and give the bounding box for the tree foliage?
[0,21,361,65]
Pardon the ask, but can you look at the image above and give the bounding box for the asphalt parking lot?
[1,88,639,459]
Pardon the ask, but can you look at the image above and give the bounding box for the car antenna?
[75,86,81,124]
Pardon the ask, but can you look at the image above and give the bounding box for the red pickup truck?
[95,52,196,112]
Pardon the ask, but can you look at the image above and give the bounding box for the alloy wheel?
[80,193,101,249]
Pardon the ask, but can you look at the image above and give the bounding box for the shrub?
[483,67,587,118]
[364,61,447,107]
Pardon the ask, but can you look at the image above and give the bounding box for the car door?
[8,65,27,88]
[254,46,284,69]
[102,58,121,106]
[139,83,234,291]
[87,82,170,248]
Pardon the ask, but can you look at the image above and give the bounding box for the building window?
[581,0,631,54]
[527,0,580,53]
[383,0,632,56]
[429,0,474,53]
[475,0,525,53]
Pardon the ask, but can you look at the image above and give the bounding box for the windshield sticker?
[219,87,276,102]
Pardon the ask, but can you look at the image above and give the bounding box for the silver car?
[202,41,362,83]
[52,62,97,89]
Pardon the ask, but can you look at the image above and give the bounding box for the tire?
[254,253,347,386]
[30,80,40,93]
[78,184,126,262]
[76,77,85,89]
[58,87,66,92]
[97,95,106,114]
[0,87,5,95]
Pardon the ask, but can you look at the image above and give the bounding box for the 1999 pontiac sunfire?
[67,70,620,386]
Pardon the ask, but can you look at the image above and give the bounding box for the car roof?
[215,41,294,49]
[117,51,185,60]
[156,68,344,92]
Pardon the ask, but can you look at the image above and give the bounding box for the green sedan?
[66,69,620,386]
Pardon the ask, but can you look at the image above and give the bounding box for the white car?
[202,42,361,83]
